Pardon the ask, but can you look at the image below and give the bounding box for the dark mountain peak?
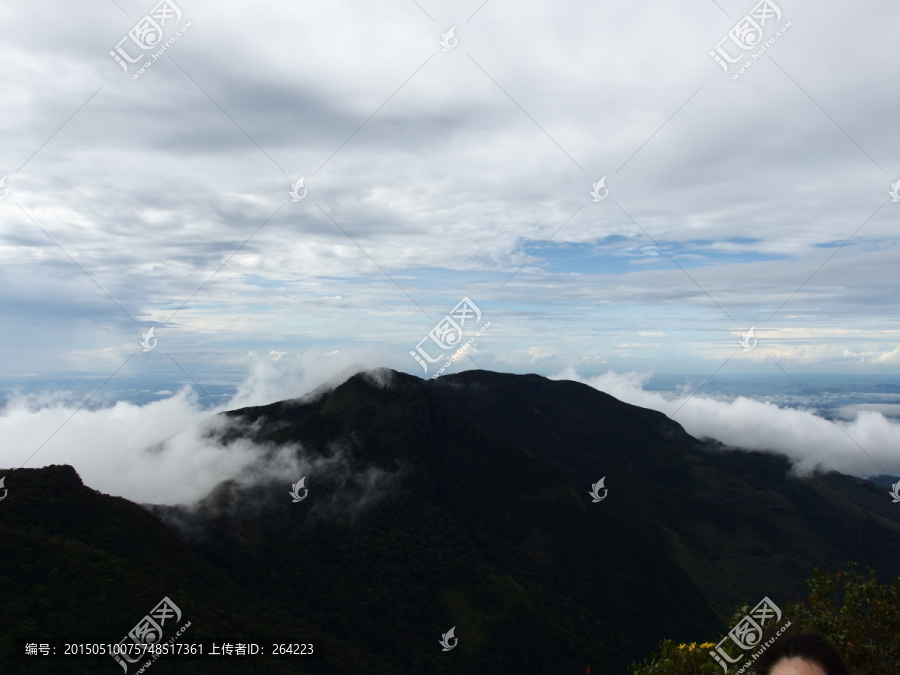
[224,368,699,481]
[8,370,900,674]
[0,463,124,530]
[3,462,84,491]
[427,368,695,447]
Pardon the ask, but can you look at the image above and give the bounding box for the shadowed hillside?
[0,464,403,674]
[3,369,899,674]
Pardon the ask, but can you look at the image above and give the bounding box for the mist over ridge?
[3,359,899,505]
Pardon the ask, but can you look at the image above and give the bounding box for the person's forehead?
[772,657,828,675]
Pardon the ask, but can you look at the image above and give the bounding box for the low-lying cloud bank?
[0,351,378,505]
[553,368,900,478]
[2,361,898,508]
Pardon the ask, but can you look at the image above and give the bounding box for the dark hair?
[756,633,850,675]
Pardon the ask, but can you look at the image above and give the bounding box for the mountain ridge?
[4,368,900,674]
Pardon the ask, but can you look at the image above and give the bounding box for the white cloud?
[527,346,553,360]
[0,387,251,505]
[553,367,900,478]
[0,349,387,504]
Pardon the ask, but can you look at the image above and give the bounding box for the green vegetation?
[0,465,402,675]
[4,370,900,674]
[789,563,900,675]
[628,562,900,675]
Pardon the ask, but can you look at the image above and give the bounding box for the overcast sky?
[1,0,900,494]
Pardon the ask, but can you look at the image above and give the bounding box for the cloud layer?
[0,0,898,379]
[0,350,379,504]
[2,359,898,509]
[555,368,900,478]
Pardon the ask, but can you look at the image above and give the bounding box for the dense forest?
[3,369,899,674]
